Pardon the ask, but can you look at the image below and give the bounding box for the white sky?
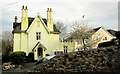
[0,0,119,33]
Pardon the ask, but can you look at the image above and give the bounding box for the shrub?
[9,51,26,65]
[25,52,34,63]
[2,54,10,63]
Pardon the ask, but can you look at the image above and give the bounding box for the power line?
[87,5,118,20]
[0,1,21,7]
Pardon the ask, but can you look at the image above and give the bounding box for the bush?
[9,51,26,65]
[25,52,34,63]
[2,54,10,63]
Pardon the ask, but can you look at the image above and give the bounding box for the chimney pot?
[47,8,49,11]
[50,8,52,11]
[22,5,24,9]
[25,6,27,9]
[15,16,17,23]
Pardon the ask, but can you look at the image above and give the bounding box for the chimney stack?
[25,6,28,18]
[22,5,24,18]
[15,16,17,23]
[22,5,24,10]
[21,5,28,31]
[50,8,52,11]
[47,8,49,11]
[25,6,27,10]
[47,8,53,31]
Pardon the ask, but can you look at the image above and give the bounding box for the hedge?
[25,52,34,63]
[98,39,116,47]
[9,51,26,65]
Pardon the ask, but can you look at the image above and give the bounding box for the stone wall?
[34,45,120,72]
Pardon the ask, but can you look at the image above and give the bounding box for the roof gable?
[26,14,50,33]
[107,29,117,37]
[94,27,115,38]
[32,42,47,52]
[12,14,60,34]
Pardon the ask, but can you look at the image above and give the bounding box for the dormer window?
[37,21,40,26]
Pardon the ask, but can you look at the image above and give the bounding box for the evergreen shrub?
[9,51,26,65]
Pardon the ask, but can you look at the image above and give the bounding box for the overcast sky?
[0,0,119,34]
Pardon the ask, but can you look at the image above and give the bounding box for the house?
[12,6,74,60]
[64,27,116,51]
[91,27,116,48]
[13,6,115,60]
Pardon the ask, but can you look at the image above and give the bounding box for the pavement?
[2,62,37,72]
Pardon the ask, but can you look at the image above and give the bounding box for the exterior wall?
[28,16,48,60]
[13,33,21,51]
[20,33,28,55]
[61,41,74,53]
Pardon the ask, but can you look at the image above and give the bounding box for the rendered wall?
[13,33,21,51]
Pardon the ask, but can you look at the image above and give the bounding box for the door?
[38,47,43,57]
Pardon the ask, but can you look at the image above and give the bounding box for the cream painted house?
[12,6,74,60]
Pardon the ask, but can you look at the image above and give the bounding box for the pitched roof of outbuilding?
[12,17,60,33]
[93,27,101,32]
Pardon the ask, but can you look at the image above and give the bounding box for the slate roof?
[93,27,101,32]
[93,27,117,37]
[12,17,60,33]
[32,42,47,52]
[13,22,21,33]
[107,29,117,37]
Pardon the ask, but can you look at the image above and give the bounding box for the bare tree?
[0,31,13,59]
[55,22,67,41]
[69,21,94,50]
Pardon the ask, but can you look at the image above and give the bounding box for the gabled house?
[91,27,116,48]
[12,6,63,60]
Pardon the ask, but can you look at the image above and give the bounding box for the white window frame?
[36,32,41,40]
[50,50,63,56]
[64,46,68,53]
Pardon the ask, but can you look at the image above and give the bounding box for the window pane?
[105,37,107,40]
[64,49,65,53]
[36,32,41,40]
[66,46,68,53]
[66,49,67,53]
